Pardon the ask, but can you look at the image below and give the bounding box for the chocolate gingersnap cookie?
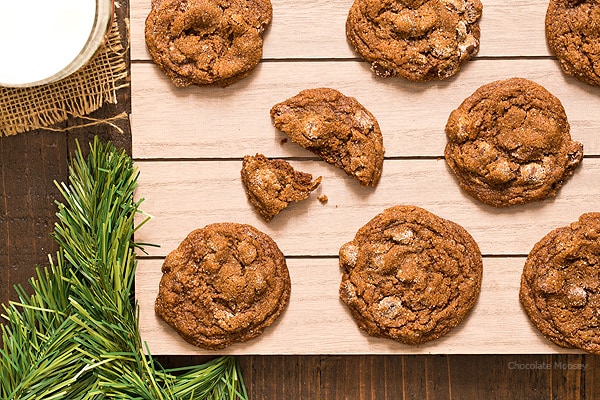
[346,0,482,81]
[546,0,600,87]
[241,153,322,221]
[339,205,482,345]
[520,213,600,354]
[445,78,583,207]
[270,88,384,187]
[145,0,272,87]
[155,223,290,350]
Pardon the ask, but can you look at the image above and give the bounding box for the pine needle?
[0,137,248,399]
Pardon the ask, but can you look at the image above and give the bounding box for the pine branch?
[0,137,248,399]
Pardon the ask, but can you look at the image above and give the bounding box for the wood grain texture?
[130,0,552,61]
[134,158,599,258]
[131,60,600,159]
[131,0,600,359]
[1,0,598,398]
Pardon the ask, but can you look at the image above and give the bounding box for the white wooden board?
[131,0,600,354]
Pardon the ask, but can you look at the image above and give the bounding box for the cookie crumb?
[318,195,329,204]
[241,154,321,221]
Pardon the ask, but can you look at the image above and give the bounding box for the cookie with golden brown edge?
[339,205,482,345]
[155,223,290,350]
[145,0,272,87]
[346,0,482,81]
[444,77,583,207]
[241,153,322,221]
[546,0,600,87]
[270,88,384,187]
[520,213,600,354]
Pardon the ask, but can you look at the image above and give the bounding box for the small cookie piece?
[155,223,290,349]
[445,78,583,207]
[339,205,482,344]
[145,0,272,87]
[520,213,600,354]
[270,88,384,187]
[241,153,322,221]
[546,0,600,86]
[346,0,482,81]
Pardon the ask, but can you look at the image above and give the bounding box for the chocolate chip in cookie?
[444,77,583,207]
[339,205,482,344]
[270,88,384,187]
[345,0,483,81]
[241,153,322,221]
[155,223,290,349]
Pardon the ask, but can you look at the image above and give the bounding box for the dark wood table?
[1,1,599,398]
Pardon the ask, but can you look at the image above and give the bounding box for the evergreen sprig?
[0,137,247,399]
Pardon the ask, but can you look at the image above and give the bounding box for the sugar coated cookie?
[445,77,583,207]
[346,0,482,81]
[145,0,272,87]
[520,213,600,354]
[241,153,322,221]
[155,223,290,349]
[339,205,482,344]
[546,0,600,86]
[270,88,384,187]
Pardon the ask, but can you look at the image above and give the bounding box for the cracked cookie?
[520,213,600,354]
[145,0,272,87]
[155,223,290,350]
[339,205,482,345]
[546,0,600,87]
[241,153,322,221]
[270,88,384,187]
[345,0,482,81]
[445,77,583,207]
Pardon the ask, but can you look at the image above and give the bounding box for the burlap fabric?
[0,18,128,136]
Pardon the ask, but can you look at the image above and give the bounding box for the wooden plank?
[133,158,600,258]
[0,132,67,302]
[448,355,555,398]
[551,354,584,400]
[131,59,600,159]
[130,0,552,61]
[585,355,600,400]
[239,355,322,399]
[136,256,579,355]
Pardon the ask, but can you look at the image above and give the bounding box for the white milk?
[0,0,105,86]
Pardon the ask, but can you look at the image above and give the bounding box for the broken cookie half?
[241,153,322,221]
[270,88,384,187]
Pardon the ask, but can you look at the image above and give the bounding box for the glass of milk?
[0,0,113,87]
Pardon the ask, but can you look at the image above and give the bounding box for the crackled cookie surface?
[339,205,482,344]
[546,0,600,86]
[520,213,600,354]
[445,78,583,207]
[241,153,322,221]
[155,223,290,349]
[145,0,272,87]
[346,0,482,81]
[270,88,384,187]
